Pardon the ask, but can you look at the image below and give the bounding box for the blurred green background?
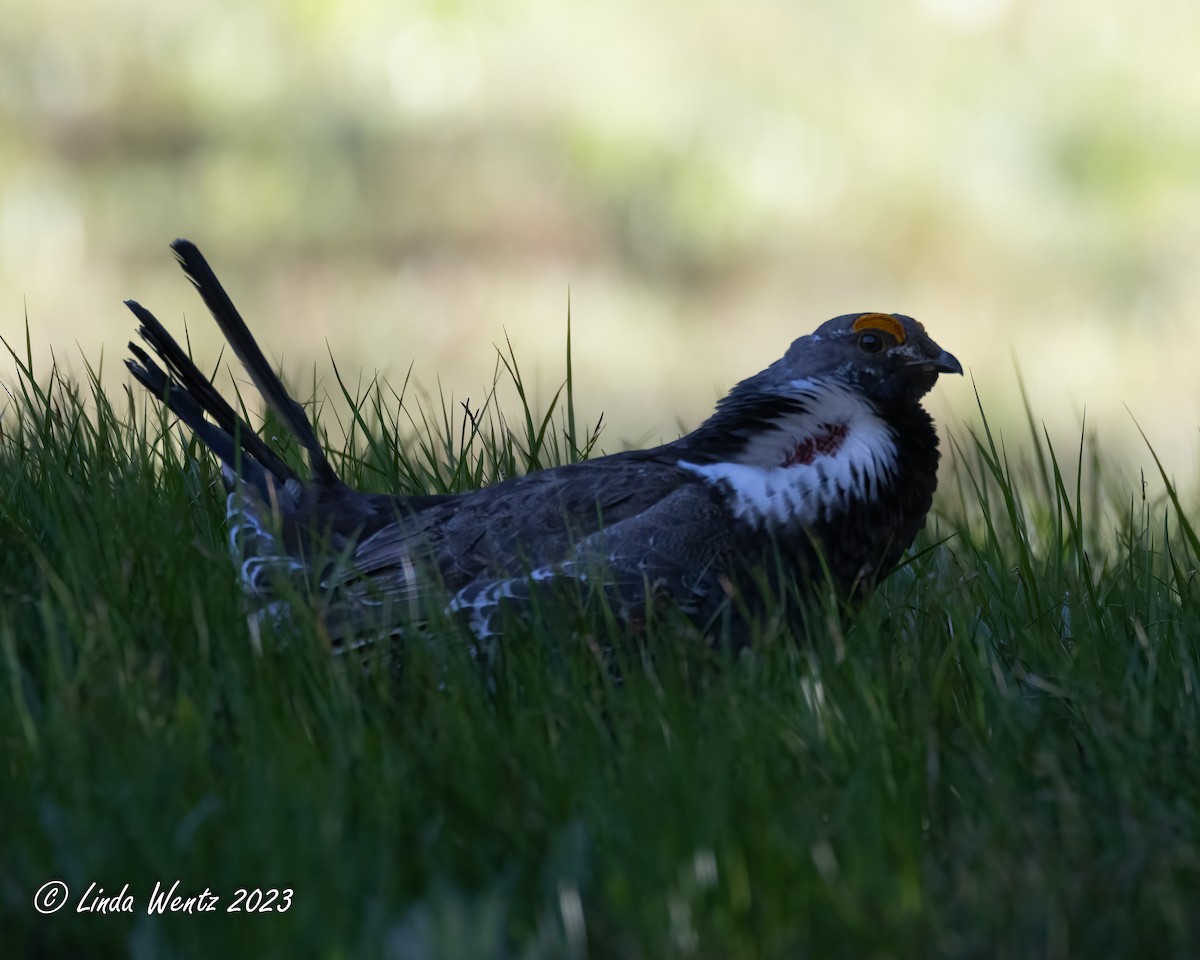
[2,0,1198,477]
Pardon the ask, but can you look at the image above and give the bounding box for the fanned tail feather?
[169,239,336,486]
[126,239,347,643]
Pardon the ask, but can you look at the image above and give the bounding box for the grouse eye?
[857,332,885,355]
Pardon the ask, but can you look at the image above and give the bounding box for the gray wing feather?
[231,455,734,643]
[445,484,732,638]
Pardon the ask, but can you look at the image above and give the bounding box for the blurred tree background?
[2,0,1198,478]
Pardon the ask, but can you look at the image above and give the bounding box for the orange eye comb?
[851,313,906,344]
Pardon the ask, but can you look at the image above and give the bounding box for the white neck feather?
[679,380,897,526]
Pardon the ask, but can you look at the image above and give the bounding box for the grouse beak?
[912,348,963,376]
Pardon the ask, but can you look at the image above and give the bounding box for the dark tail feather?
[125,298,296,489]
[169,238,337,486]
[126,339,275,496]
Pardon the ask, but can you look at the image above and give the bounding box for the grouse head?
[756,312,962,407]
[673,310,960,563]
[682,312,960,464]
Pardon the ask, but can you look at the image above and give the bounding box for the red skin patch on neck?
[781,422,848,467]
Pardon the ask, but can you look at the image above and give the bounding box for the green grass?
[2,328,1199,959]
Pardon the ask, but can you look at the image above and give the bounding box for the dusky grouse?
[126,240,961,648]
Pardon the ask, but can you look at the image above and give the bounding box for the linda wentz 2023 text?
[75,881,293,914]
